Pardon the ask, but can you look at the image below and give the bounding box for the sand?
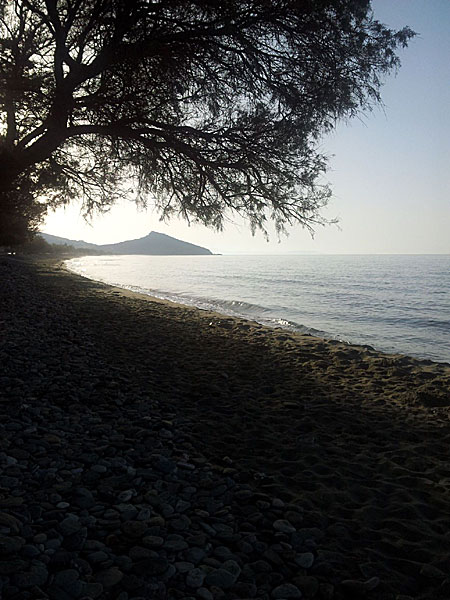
[2,255,450,599]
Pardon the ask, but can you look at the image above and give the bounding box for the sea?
[66,254,450,364]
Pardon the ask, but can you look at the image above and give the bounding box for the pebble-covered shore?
[1,256,450,600]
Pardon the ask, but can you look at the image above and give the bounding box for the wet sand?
[2,256,450,599]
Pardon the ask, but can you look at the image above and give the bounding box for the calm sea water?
[66,254,450,364]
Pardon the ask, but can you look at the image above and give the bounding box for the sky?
[42,0,450,255]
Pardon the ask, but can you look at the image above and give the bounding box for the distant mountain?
[41,231,213,255]
[41,233,99,249]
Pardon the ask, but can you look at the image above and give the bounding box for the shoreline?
[64,255,450,367]
[2,256,450,599]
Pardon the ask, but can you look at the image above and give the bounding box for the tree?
[0,0,414,243]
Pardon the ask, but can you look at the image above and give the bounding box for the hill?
[41,231,212,255]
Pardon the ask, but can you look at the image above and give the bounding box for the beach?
[1,256,450,600]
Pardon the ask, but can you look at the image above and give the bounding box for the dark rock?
[142,535,164,548]
[272,583,302,598]
[0,512,22,533]
[183,547,207,564]
[0,535,24,556]
[292,576,319,598]
[0,558,28,575]
[72,487,95,509]
[295,552,315,569]
[133,557,169,576]
[129,545,156,561]
[340,577,380,594]
[121,520,148,538]
[164,534,188,552]
[205,568,238,589]
[12,560,48,588]
[21,544,41,559]
[60,515,82,536]
[151,454,177,474]
[49,549,73,568]
[186,567,206,588]
[52,569,83,597]
[273,519,296,534]
[94,566,124,588]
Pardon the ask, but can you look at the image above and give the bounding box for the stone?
[184,547,207,564]
[186,567,206,588]
[134,557,169,576]
[73,487,95,509]
[0,558,28,575]
[88,550,109,564]
[60,515,82,536]
[49,550,73,568]
[233,582,258,597]
[94,567,124,588]
[295,552,314,569]
[0,535,24,556]
[222,559,241,579]
[205,568,238,589]
[53,569,83,597]
[129,545,156,561]
[121,520,148,538]
[197,587,214,600]
[170,515,191,531]
[13,560,48,588]
[91,464,107,473]
[164,534,188,552]
[142,535,164,548]
[292,576,319,598]
[137,508,151,521]
[341,577,380,593]
[420,564,445,579]
[83,582,104,598]
[151,454,177,474]
[0,512,22,533]
[117,489,134,502]
[21,544,41,558]
[175,561,195,573]
[273,519,296,534]
[319,582,334,600]
[272,583,303,598]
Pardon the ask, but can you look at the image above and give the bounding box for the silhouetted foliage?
[0,0,414,243]
[0,174,46,246]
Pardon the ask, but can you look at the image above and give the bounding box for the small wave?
[262,317,334,339]
[213,298,271,315]
[114,283,333,339]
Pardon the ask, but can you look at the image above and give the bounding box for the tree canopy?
[0,0,414,245]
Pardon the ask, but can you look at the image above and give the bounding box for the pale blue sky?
[43,0,450,254]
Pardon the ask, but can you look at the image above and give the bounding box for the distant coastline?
[40,230,213,256]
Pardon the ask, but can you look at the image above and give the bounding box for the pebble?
[186,567,206,588]
[94,566,124,587]
[0,535,24,555]
[272,583,303,598]
[205,567,238,589]
[0,260,384,600]
[274,519,296,534]
[12,560,48,588]
[295,552,315,569]
[142,535,164,548]
[59,515,82,536]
